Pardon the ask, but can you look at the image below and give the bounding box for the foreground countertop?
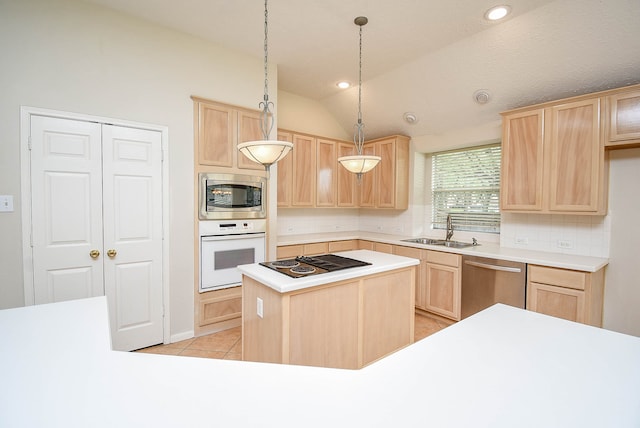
[238,249,419,293]
[278,231,609,272]
[1,297,639,427]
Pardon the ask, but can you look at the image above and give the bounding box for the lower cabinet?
[423,251,462,321]
[276,240,358,259]
[242,267,415,369]
[527,265,605,326]
[197,287,242,328]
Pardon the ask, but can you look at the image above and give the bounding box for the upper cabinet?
[277,130,410,210]
[501,96,607,214]
[606,88,640,148]
[360,135,410,210]
[192,97,263,171]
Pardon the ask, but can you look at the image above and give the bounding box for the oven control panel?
[199,219,267,236]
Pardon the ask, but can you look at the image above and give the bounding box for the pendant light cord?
[354,21,365,155]
[259,0,275,140]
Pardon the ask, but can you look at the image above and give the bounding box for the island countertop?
[1,297,639,427]
[238,249,419,293]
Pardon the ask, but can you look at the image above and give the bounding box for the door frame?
[20,106,171,345]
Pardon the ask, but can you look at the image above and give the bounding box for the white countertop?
[238,249,419,293]
[278,231,609,272]
[1,297,639,427]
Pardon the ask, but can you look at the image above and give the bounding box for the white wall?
[0,0,266,340]
[603,148,640,336]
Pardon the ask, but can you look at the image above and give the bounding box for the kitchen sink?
[401,238,446,245]
[401,238,476,248]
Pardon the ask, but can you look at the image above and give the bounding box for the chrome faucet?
[446,214,454,241]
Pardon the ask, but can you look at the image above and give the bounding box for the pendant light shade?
[337,155,380,174]
[338,16,381,179]
[238,0,292,172]
[238,140,292,166]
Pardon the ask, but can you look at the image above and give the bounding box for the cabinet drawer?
[393,245,425,260]
[426,250,460,268]
[373,242,394,254]
[304,242,329,255]
[277,245,303,260]
[328,240,357,252]
[529,265,586,290]
[358,240,375,250]
[199,288,242,327]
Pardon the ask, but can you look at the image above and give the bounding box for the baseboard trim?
[170,330,194,344]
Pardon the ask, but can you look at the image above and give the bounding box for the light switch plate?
[0,195,14,212]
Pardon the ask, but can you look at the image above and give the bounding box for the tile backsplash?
[277,209,610,258]
[500,212,610,258]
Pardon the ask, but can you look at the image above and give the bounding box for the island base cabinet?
[527,265,605,327]
[242,267,415,369]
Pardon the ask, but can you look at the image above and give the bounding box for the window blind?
[432,143,501,234]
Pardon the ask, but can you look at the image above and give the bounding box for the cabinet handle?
[464,260,522,273]
[89,250,100,259]
[107,249,117,258]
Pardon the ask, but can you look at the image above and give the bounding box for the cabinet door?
[528,282,585,323]
[358,144,377,207]
[316,139,336,207]
[393,246,426,309]
[292,134,316,206]
[548,98,602,212]
[376,139,396,208]
[500,109,544,211]
[607,90,640,146]
[425,262,461,320]
[197,102,233,167]
[337,142,357,207]
[237,110,266,170]
[276,131,293,207]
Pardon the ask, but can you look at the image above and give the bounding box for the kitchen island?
[238,250,419,369]
[2,297,639,427]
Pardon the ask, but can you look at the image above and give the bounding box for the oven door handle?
[464,260,522,273]
[201,233,265,242]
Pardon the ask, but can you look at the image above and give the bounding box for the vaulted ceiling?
[83,0,640,143]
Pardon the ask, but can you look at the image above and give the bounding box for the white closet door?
[31,116,104,304]
[102,125,163,351]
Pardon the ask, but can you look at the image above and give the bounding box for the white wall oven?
[199,220,266,293]
[199,173,266,220]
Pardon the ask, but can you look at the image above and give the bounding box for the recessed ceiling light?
[337,81,351,89]
[484,5,511,21]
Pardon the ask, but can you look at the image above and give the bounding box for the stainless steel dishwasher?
[461,255,526,319]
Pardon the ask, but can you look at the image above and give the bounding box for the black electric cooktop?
[260,254,371,279]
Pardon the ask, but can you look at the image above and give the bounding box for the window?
[431,143,501,234]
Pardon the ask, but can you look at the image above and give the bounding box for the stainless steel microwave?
[199,173,266,220]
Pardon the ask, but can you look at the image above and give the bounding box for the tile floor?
[136,312,452,359]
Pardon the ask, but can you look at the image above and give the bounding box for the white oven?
[199,220,266,293]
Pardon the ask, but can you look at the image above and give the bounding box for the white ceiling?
[83,0,640,142]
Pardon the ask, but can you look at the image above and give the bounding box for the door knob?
[89,250,100,259]
[107,249,117,258]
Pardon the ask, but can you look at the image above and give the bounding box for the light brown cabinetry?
[291,134,316,207]
[393,245,427,308]
[192,97,263,171]
[359,136,410,209]
[336,142,357,207]
[242,266,415,369]
[276,131,293,207]
[501,98,607,214]
[423,251,462,321]
[197,287,242,327]
[276,240,358,259]
[527,265,605,326]
[606,88,640,149]
[316,139,337,207]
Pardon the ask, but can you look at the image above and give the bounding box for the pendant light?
[237,0,293,173]
[337,16,381,180]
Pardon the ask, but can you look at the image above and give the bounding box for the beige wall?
[0,0,267,339]
[277,90,350,140]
